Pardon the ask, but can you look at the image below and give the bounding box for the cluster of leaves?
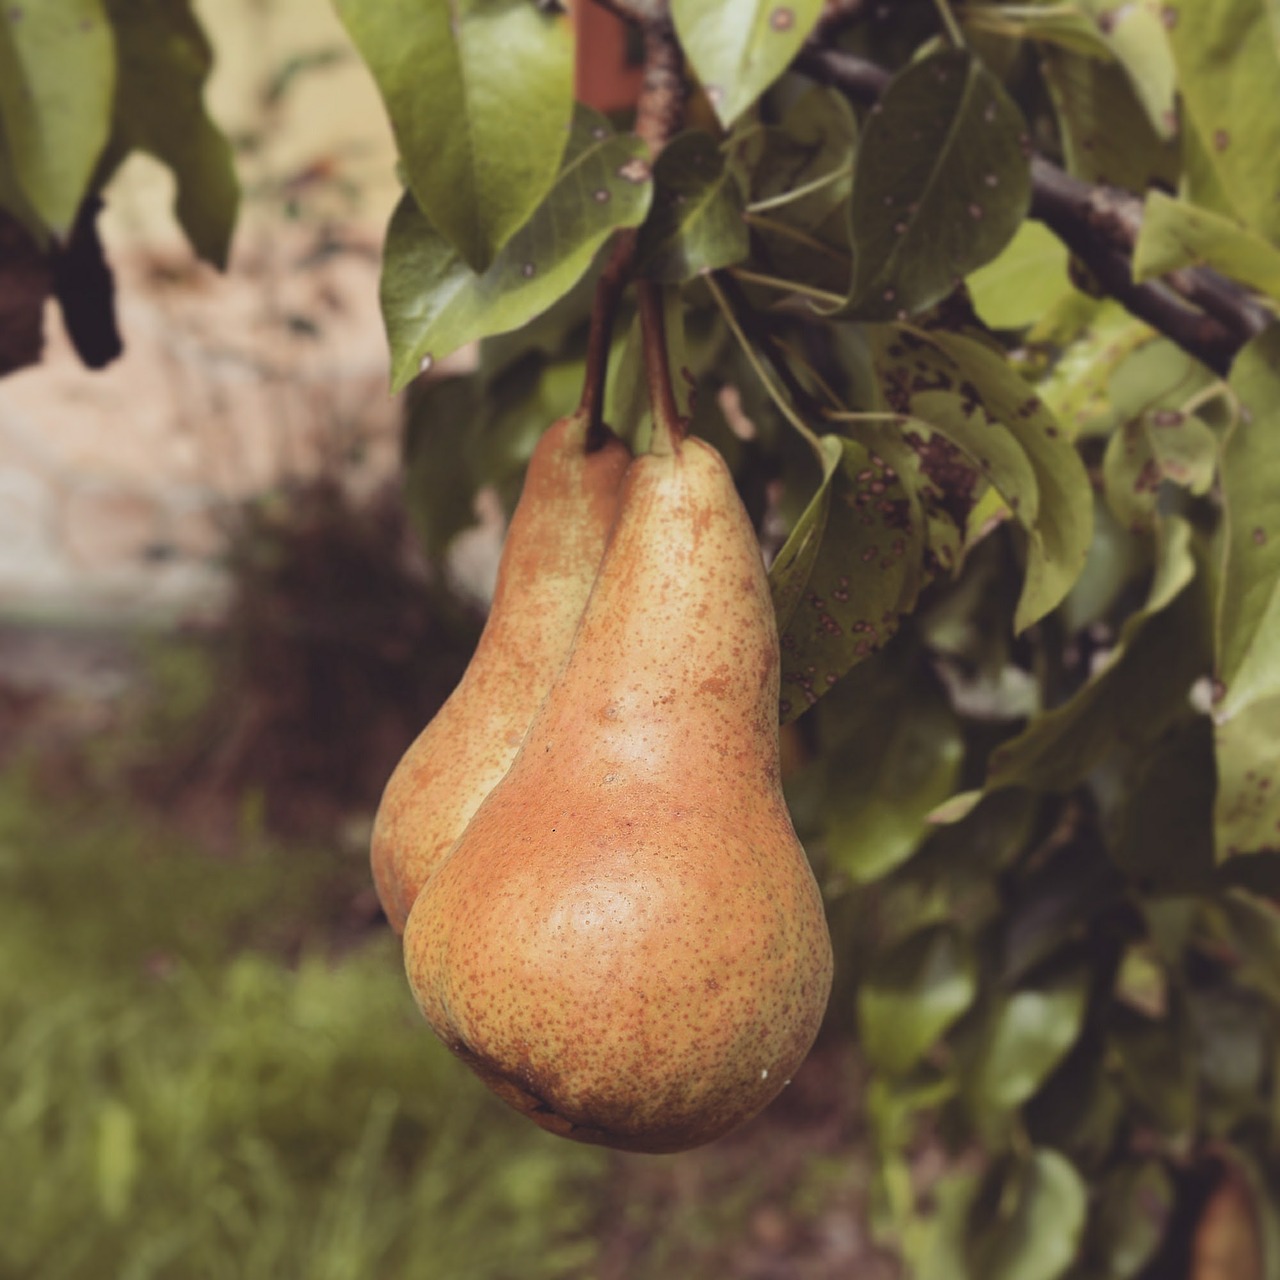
[349,0,1280,1272]
[0,0,237,371]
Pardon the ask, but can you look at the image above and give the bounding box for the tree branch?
[794,45,1270,375]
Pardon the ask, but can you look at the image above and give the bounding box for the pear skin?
[403,434,834,1153]
[371,415,630,933]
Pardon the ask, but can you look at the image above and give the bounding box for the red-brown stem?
[637,278,685,454]
[577,0,685,450]
[577,230,636,445]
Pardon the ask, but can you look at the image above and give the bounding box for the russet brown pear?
[404,430,834,1153]
[370,415,630,932]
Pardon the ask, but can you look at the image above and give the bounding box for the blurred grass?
[0,767,608,1280]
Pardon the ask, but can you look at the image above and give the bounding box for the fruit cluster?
[373,403,833,1154]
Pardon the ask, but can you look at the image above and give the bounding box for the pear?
[403,426,833,1153]
[371,414,630,933]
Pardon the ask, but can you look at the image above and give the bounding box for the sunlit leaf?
[1215,326,1280,719]
[1134,191,1280,303]
[1032,303,1153,439]
[335,0,573,271]
[963,967,1090,1117]
[100,0,239,267]
[1165,0,1280,242]
[967,221,1071,330]
[1215,695,1280,859]
[966,1150,1087,1280]
[860,924,977,1074]
[840,50,1030,320]
[1086,0,1177,140]
[0,0,114,234]
[382,107,651,390]
[822,654,963,881]
[636,130,747,282]
[673,0,823,127]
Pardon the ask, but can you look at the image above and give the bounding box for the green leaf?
[741,86,856,224]
[672,0,824,127]
[1213,890,1280,1006]
[879,327,1093,632]
[1134,190,1280,303]
[1111,1004,1197,1139]
[94,1099,138,1221]
[636,131,747,282]
[1025,1035,1125,1169]
[960,3,1113,58]
[841,50,1031,320]
[1087,0,1177,140]
[99,0,239,268]
[963,968,1090,1118]
[967,221,1071,330]
[732,86,855,291]
[771,435,928,721]
[1041,45,1179,191]
[1115,716,1216,890]
[1032,302,1153,439]
[1102,404,1217,534]
[1165,0,1280,242]
[1215,694,1280,859]
[1189,985,1272,1133]
[966,1150,1088,1280]
[402,376,484,561]
[860,924,977,1075]
[0,0,114,234]
[1091,1159,1175,1279]
[820,652,963,882]
[987,518,1204,793]
[1214,325,1280,719]
[381,107,652,390]
[335,0,572,272]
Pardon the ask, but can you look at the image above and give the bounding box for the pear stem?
[638,279,685,455]
[577,231,636,446]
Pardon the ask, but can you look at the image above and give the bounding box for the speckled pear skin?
[371,415,631,933]
[403,435,834,1153]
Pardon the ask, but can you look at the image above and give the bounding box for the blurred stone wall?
[0,0,414,622]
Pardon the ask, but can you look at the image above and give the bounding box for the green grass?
[0,769,607,1280]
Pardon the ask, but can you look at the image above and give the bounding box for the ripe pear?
[371,414,630,933]
[403,426,833,1153]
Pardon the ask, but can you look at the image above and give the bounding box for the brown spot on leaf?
[769,6,794,30]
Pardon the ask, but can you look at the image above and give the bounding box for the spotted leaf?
[840,50,1031,321]
[771,434,927,722]
[381,106,652,391]
[673,0,824,127]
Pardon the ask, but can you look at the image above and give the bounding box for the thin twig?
[709,273,825,457]
[577,231,637,441]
